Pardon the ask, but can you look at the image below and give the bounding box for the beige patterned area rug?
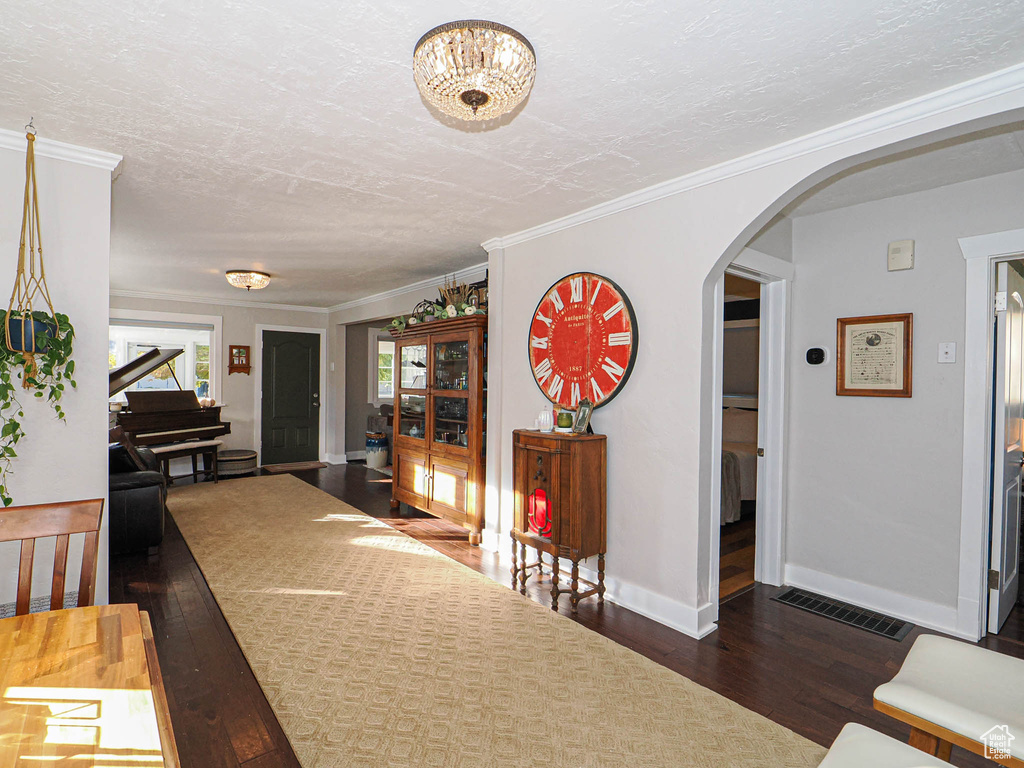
[168,474,826,768]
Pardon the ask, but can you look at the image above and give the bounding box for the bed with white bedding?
[721,407,758,525]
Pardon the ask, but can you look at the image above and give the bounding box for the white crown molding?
[110,261,491,315]
[109,288,329,313]
[482,62,1024,251]
[0,127,122,172]
[326,261,488,314]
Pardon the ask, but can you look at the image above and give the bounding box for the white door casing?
[990,261,1024,633]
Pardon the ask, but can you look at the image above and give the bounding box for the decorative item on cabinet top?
[228,345,251,375]
[384,275,487,335]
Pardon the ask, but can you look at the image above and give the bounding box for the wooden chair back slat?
[17,539,34,616]
[0,499,104,616]
[50,534,70,611]
[77,530,100,609]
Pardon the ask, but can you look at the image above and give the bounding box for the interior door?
[990,261,1024,633]
[261,330,320,465]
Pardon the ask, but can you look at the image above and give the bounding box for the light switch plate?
[888,239,915,271]
[938,342,956,363]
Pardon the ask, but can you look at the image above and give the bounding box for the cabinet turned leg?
[597,553,606,605]
[519,543,528,595]
[510,533,519,591]
[570,559,580,613]
[550,557,560,611]
[389,497,400,510]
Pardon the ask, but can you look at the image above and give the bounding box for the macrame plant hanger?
[6,121,58,386]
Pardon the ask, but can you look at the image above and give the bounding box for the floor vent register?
[771,586,914,641]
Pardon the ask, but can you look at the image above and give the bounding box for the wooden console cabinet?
[511,429,607,611]
[390,315,487,545]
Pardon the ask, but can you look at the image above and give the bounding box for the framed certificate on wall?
[836,313,913,397]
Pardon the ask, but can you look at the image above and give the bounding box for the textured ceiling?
[2,0,1024,307]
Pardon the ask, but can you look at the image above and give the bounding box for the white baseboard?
[489,545,716,639]
[783,564,969,639]
[480,528,502,553]
[346,450,366,461]
[326,453,347,465]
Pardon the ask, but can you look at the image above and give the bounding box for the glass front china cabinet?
[391,315,487,545]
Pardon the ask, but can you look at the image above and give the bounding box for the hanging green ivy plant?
[0,310,76,506]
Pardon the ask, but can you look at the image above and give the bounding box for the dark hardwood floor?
[720,512,756,600]
[109,463,1024,767]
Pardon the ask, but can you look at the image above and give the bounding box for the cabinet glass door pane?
[433,340,470,390]
[434,396,469,446]
[399,394,427,439]
[400,345,428,389]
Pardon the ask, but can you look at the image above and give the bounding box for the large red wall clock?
[528,272,639,409]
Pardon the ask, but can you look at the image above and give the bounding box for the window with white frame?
[109,323,214,402]
[368,328,395,405]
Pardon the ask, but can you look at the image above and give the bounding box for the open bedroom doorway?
[719,274,761,600]
[711,251,791,610]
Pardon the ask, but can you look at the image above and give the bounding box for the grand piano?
[109,347,230,446]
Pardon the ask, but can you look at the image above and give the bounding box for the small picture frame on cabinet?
[572,398,594,434]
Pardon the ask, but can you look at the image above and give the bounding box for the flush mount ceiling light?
[413,20,536,121]
[225,270,270,291]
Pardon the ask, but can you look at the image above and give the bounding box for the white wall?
[0,137,116,606]
[484,73,1024,638]
[784,168,1024,628]
[748,215,793,262]
[108,296,328,456]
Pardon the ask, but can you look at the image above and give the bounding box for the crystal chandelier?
[225,270,271,291]
[413,20,536,121]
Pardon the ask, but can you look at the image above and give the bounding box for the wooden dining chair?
[0,498,105,615]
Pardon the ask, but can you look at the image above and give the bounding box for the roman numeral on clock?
[531,335,549,349]
[547,374,564,401]
[590,377,605,401]
[602,356,625,383]
[570,381,581,407]
[603,301,624,320]
[570,276,583,303]
[608,332,631,346]
[549,289,564,312]
[536,311,553,327]
[590,279,603,306]
[534,357,553,384]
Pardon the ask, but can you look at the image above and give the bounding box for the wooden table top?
[0,603,167,765]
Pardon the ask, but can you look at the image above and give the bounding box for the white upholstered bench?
[873,634,1024,767]
[819,723,951,767]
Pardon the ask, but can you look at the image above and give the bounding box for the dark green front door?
[261,330,320,465]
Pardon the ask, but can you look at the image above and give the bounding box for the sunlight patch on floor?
[349,535,444,557]
[312,513,389,528]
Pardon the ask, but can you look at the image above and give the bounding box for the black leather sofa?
[109,444,166,555]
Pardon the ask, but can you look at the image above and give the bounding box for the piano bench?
[150,439,223,485]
